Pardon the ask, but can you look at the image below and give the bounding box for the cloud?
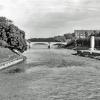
[0,0,100,38]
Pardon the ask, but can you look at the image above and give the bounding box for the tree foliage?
[64,33,75,39]
[28,38,55,42]
[0,17,27,53]
[54,36,66,42]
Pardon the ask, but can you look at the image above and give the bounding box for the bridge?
[28,42,67,48]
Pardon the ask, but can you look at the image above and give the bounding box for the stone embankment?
[0,47,26,70]
[0,55,26,70]
[76,50,100,60]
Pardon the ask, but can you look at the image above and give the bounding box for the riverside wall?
[0,55,26,70]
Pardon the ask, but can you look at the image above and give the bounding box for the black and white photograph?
[0,0,100,99]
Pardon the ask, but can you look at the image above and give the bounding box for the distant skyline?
[0,0,100,39]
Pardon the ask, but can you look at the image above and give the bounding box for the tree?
[54,36,66,42]
[64,33,74,40]
[0,17,27,53]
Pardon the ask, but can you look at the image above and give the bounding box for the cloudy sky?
[0,0,100,38]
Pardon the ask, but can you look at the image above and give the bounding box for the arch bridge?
[30,42,67,47]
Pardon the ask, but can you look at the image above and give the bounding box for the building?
[74,30,100,49]
[74,30,100,39]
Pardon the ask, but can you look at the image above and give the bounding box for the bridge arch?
[29,42,67,48]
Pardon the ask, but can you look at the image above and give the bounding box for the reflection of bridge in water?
[30,42,67,48]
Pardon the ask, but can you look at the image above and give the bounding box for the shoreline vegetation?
[0,17,27,69]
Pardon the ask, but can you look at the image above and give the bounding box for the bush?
[0,17,27,53]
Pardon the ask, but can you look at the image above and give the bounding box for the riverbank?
[0,47,26,70]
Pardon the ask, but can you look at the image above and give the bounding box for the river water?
[0,45,100,99]
[22,45,77,69]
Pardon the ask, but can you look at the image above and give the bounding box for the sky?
[0,0,100,39]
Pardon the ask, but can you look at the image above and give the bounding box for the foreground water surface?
[0,45,100,99]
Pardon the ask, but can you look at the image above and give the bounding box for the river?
[0,45,100,99]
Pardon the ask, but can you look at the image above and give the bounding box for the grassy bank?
[0,47,25,70]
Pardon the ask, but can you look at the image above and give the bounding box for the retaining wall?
[0,56,25,70]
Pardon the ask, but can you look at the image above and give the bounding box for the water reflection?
[13,44,65,71]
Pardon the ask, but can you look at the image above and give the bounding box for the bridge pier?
[48,42,51,49]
